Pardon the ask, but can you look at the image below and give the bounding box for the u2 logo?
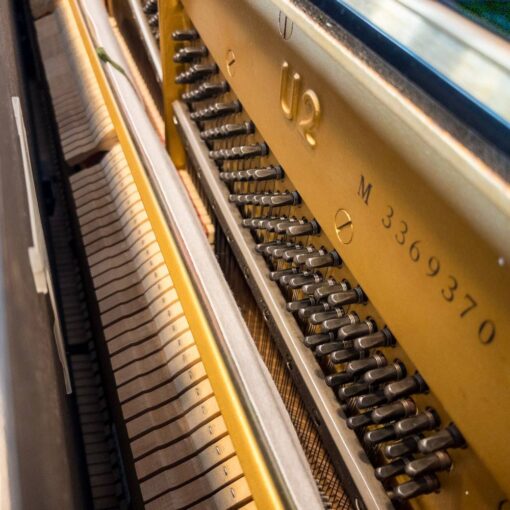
[280,61,321,148]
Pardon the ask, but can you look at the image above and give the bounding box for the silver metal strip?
[126,0,162,83]
[173,100,393,510]
[12,95,72,395]
[78,1,324,507]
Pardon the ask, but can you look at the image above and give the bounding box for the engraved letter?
[280,61,301,120]
[298,89,321,148]
[358,175,373,205]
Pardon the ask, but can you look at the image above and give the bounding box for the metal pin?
[321,311,359,332]
[363,360,406,385]
[282,245,315,262]
[405,451,452,478]
[313,280,348,300]
[210,142,268,161]
[143,0,158,14]
[270,267,299,282]
[147,13,159,27]
[327,286,365,307]
[288,272,322,289]
[201,120,254,140]
[389,475,440,501]
[286,219,320,237]
[173,46,208,63]
[191,100,241,121]
[175,63,218,84]
[257,191,301,207]
[183,81,229,103]
[172,29,199,41]
[304,249,342,269]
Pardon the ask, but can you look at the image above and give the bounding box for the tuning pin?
[315,341,351,358]
[271,241,296,258]
[363,360,406,385]
[418,424,466,454]
[405,451,452,478]
[310,307,348,326]
[383,435,421,459]
[395,409,440,438]
[354,328,394,351]
[294,249,321,265]
[337,320,376,342]
[389,475,440,501]
[327,286,365,307]
[270,242,299,259]
[191,100,241,121]
[241,216,271,229]
[172,29,199,41]
[269,267,299,282]
[297,303,328,320]
[259,216,289,231]
[287,272,322,290]
[143,0,158,14]
[330,348,360,364]
[304,332,335,349]
[228,193,254,205]
[175,63,218,84]
[321,312,359,332]
[272,218,298,233]
[173,46,208,63]
[304,249,342,269]
[346,412,373,430]
[355,392,387,409]
[210,143,268,161]
[282,245,315,262]
[285,220,321,237]
[383,372,428,402]
[313,280,348,300]
[375,459,407,481]
[371,399,416,425]
[286,297,316,313]
[364,409,439,446]
[325,371,354,387]
[241,216,266,229]
[278,269,306,286]
[255,240,283,254]
[347,353,387,378]
[337,381,370,401]
[219,165,284,182]
[201,119,251,139]
[183,81,230,103]
[147,12,159,27]
[257,191,301,207]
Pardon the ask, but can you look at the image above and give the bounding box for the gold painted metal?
[165,0,509,507]
[159,0,186,168]
[335,209,354,244]
[66,2,285,509]
[280,61,301,120]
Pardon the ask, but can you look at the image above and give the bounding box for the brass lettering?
[280,61,301,120]
[298,89,321,148]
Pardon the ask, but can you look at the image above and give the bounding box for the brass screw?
[335,209,354,244]
[226,49,236,77]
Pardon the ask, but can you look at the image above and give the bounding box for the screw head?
[335,209,354,244]
[226,49,236,77]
